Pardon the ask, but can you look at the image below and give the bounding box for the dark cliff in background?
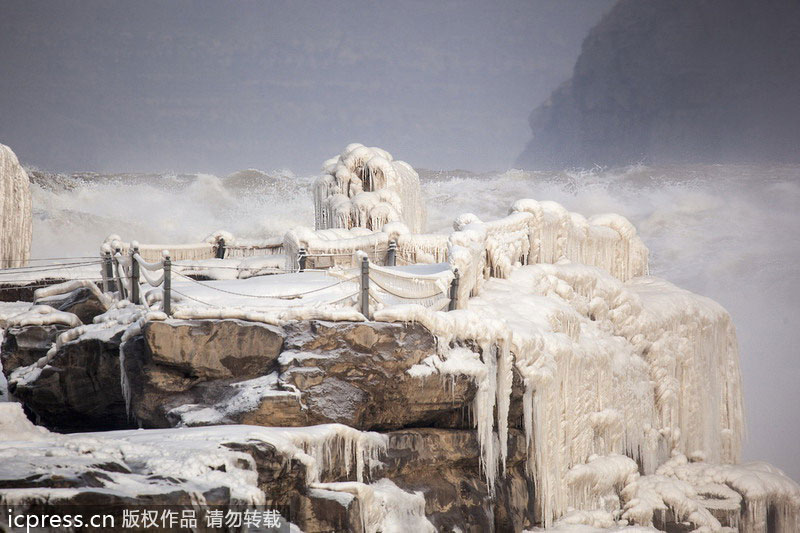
[516,0,800,169]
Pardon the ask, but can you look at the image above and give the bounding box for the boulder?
[123,318,286,428]
[1,324,67,376]
[10,324,134,432]
[145,319,285,380]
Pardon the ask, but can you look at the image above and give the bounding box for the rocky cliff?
[516,0,800,169]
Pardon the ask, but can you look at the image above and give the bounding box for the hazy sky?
[0,0,613,174]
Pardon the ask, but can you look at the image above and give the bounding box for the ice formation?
[311,479,435,533]
[375,258,753,527]
[509,199,649,282]
[283,226,390,270]
[626,453,800,532]
[0,144,32,268]
[314,144,426,233]
[102,234,215,262]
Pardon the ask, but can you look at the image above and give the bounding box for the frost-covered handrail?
[368,263,454,300]
[113,252,132,268]
[283,226,391,271]
[395,233,449,265]
[102,235,216,262]
[138,267,164,287]
[510,199,649,281]
[131,252,165,287]
[132,252,164,272]
[33,279,113,310]
[223,236,284,258]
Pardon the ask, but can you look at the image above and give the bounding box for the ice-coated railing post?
[130,242,140,305]
[163,251,172,316]
[215,238,226,259]
[387,240,397,266]
[298,247,307,272]
[360,255,370,319]
[113,243,127,301]
[448,268,460,311]
[103,249,115,293]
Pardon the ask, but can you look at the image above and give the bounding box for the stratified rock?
[7,317,475,433]
[0,144,32,268]
[122,319,285,428]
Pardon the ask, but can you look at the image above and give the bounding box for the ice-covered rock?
[0,144,32,269]
[0,402,531,532]
[1,323,66,377]
[7,320,133,431]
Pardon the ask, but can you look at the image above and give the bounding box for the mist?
[0,0,612,174]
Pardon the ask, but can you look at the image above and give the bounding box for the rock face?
[0,402,530,532]
[0,144,32,268]
[1,318,527,528]
[5,318,478,433]
[516,0,800,169]
[8,323,134,432]
[123,318,287,428]
[125,319,476,431]
[377,428,533,532]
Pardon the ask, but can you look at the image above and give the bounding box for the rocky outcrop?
[124,319,476,431]
[4,317,480,433]
[0,402,530,532]
[8,322,134,432]
[122,318,286,428]
[516,0,800,169]
[0,144,32,269]
[378,428,533,532]
[1,324,66,375]
[1,317,526,528]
